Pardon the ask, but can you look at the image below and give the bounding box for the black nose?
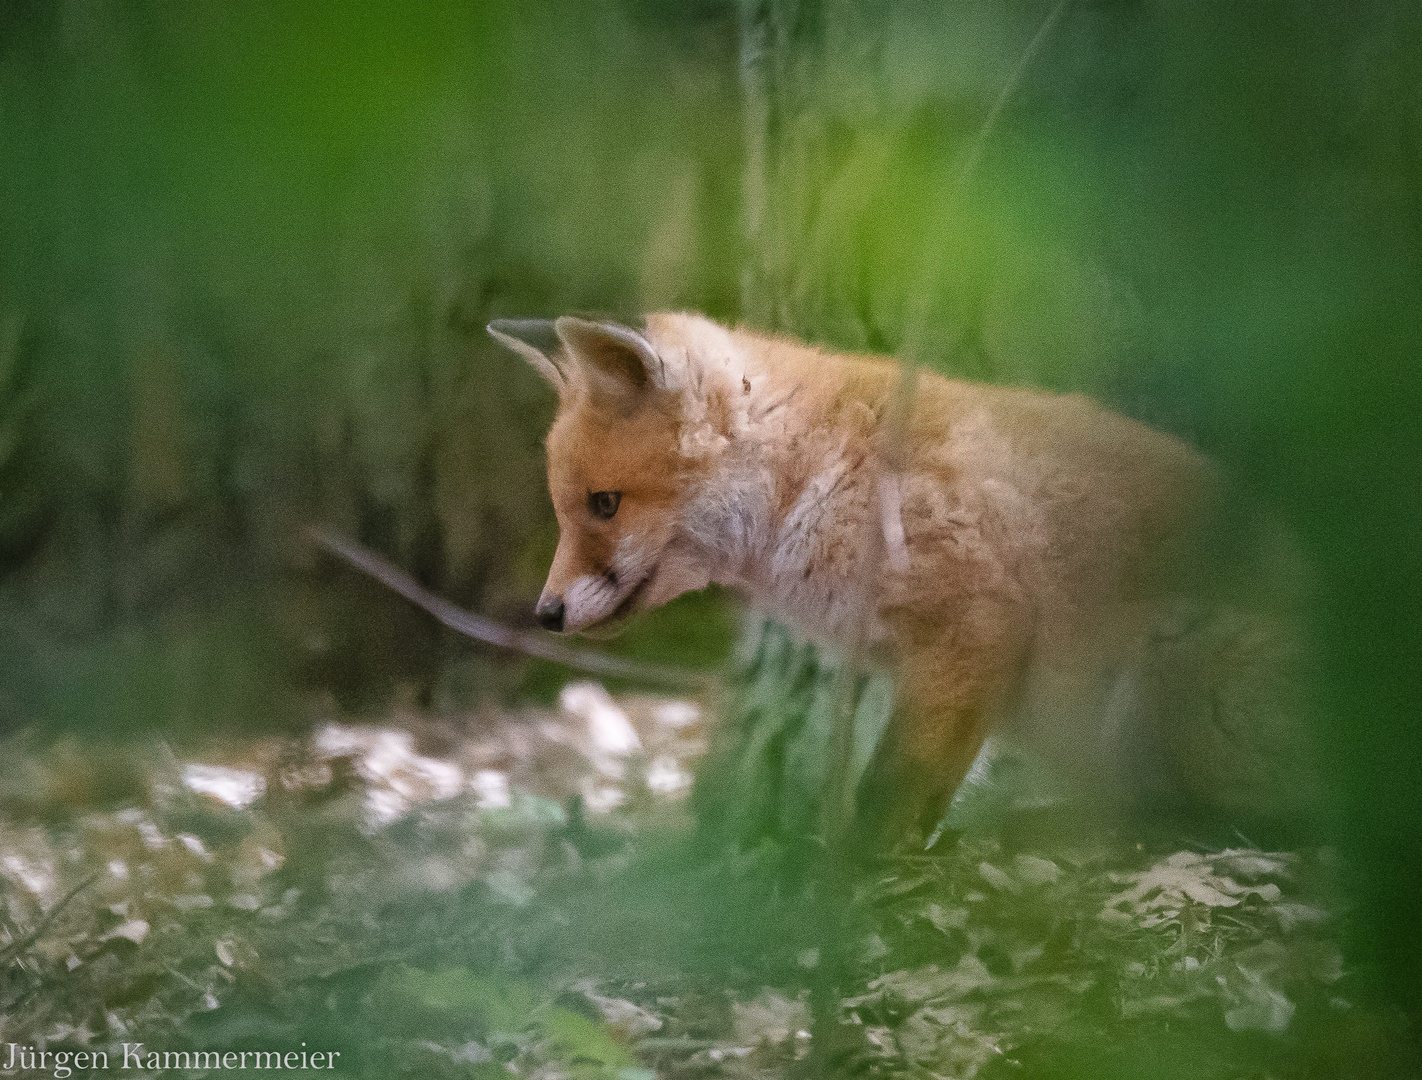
[536,598,565,632]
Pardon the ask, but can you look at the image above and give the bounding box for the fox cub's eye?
[588,490,621,520]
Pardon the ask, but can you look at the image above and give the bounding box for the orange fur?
[491,313,1312,846]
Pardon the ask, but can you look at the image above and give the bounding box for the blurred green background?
[1,0,1418,1030]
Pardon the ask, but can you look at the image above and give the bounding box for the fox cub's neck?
[648,315,891,645]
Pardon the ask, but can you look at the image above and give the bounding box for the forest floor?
[0,684,1415,1079]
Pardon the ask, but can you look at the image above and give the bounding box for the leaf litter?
[0,688,1413,1079]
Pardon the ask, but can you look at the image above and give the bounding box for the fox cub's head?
[489,315,732,634]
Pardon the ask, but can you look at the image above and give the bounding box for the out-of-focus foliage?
[1,0,1419,1058]
[731,0,1422,1026]
[0,0,742,728]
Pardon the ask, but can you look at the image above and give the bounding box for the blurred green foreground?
[1,1,1420,1076]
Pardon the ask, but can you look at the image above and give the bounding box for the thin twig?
[305,527,713,693]
[0,871,101,966]
[837,0,1073,854]
[901,0,1072,364]
[955,0,1072,193]
[295,949,419,984]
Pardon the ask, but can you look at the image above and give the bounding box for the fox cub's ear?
[555,317,666,410]
[487,319,566,390]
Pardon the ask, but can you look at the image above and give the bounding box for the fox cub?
[490,313,1319,848]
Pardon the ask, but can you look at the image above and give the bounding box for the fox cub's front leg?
[852,598,1033,852]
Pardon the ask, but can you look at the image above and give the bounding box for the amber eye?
[588,490,621,520]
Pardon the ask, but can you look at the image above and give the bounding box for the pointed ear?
[555,317,666,409]
[487,319,565,390]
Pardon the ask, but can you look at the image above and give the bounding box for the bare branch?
[305,527,714,694]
